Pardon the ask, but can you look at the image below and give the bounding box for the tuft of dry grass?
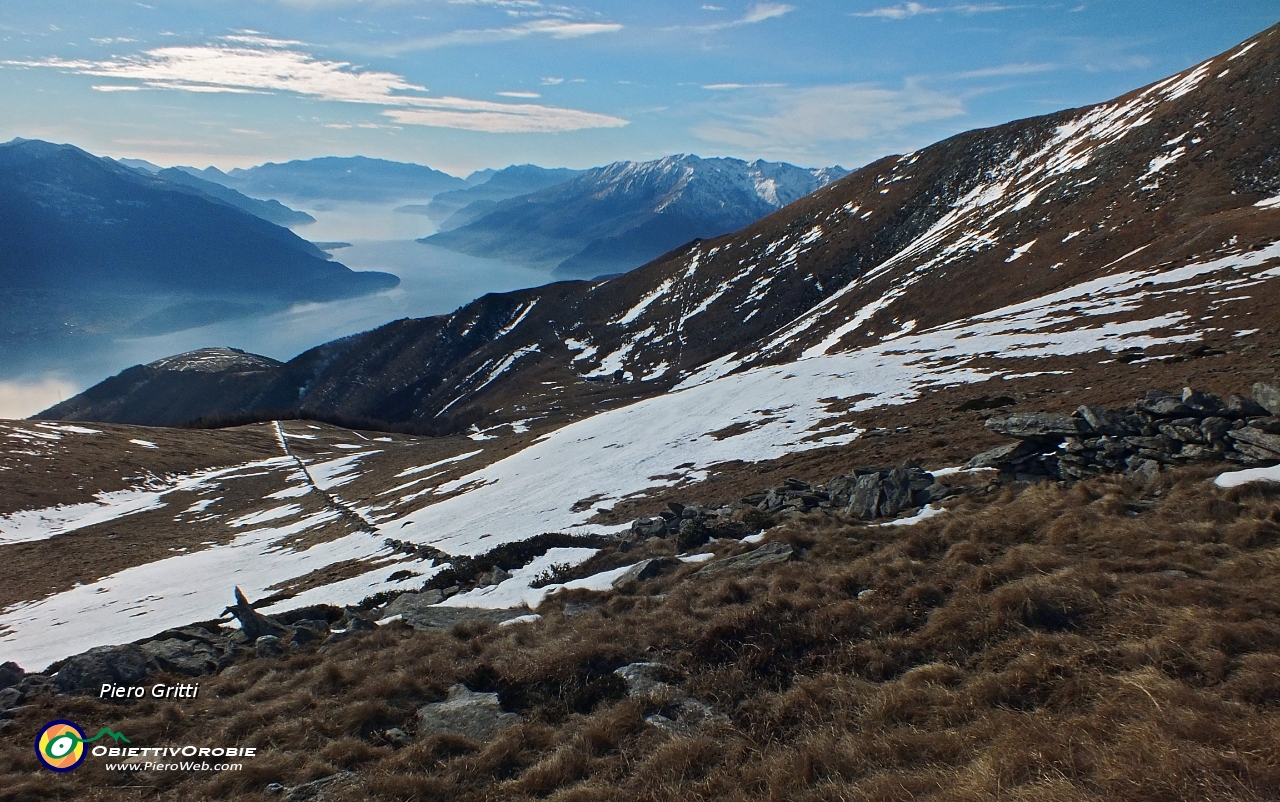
[5,467,1280,801]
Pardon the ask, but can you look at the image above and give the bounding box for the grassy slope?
[4,465,1280,801]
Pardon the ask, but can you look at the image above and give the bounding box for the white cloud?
[541,76,565,85]
[6,35,627,134]
[385,95,627,133]
[379,18,622,52]
[854,3,1013,19]
[702,82,786,90]
[953,62,1056,79]
[681,2,795,30]
[694,81,964,152]
[497,90,541,97]
[0,377,78,420]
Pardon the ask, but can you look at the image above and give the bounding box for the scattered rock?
[1252,383,1280,416]
[53,645,156,695]
[281,771,363,802]
[417,684,519,742]
[383,727,411,747]
[378,589,445,621]
[476,567,512,587]
[699,542,793,576]
[612,558,677,589]
[223,587,292,641]
[139,638,225,677]
[0,662,24,691]
[614,662,677,698]
[985,412,1085,439]
[389,606,530,633]
[255,636,284,659]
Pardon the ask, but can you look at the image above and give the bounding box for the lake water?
[0,202,559,417]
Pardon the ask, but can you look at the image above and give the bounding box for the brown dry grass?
[5,466,1280,801]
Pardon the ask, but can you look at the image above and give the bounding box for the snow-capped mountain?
[422,154,848,278]
[11,23,1280,670]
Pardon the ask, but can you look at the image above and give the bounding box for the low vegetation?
[5,465,1280,801]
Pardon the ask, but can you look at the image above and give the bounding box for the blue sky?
[0,2,1275,175]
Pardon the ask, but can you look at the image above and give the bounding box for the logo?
[35,720,130,772]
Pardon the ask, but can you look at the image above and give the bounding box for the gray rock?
[391,606,529,632]
[284,771,363,802]
[383,727,411,747]
[644,697,729,737]
[0,687,21,712]
[1200,417,1233,443]
[878,468,914,518]
[0,662,23,691]
[290,620,330,648]
[378,589,444,620]
[630,517,668,538]
[222,587,291,641]
[985,413,1084,439]
[846,473,882,519]
[1227,394,1269,418]
[1182,388,1225,415]
[53,645,157,694]
[417,684,519,742]
[1075,405,1131,436]
[614,662,675,698]
[1126,458,1161,484]
[255,635,284,658]
[1228,427,1280,457]
[139,638,221,677]
[1136,391,1192,418]
[698,542,794,576]
[612,558,676,589]
[1252,383,1280,416]
[476,567,511,587]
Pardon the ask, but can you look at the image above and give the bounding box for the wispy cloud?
[854,3,1014,19]
[952,62,1056,79]
[378,18,622,53]
[497,90,541,97]
[5,35,627,133]
[702,82,786,90]
[694,81,964,153]
[682,2,795,31]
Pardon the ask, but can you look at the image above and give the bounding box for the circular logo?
[35,720,87,772]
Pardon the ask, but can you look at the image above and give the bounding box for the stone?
[0,662,24,691]
[222,587,292,641]
[698,542,794,576]
[417,684,519,742]
[389,606,529,632]
[383,727,411,747]
[139,638,222,677]
[53,645,158,694]
[846,473,882,519]
[1227,394,1269,418]
[612,558,676,589]
[644,697,729,737]
[1158,423,1204,444]
[283,771,363,802]
[1136,391,1192,418]
[1200,417,1233,443]
[343,607,378,632]
[1228,427,1280,457]
[255,636,284,658]
[1182,388,1226,415]
[0,687,21,712]
[291,620,330,648]
[1248,417,1280,434]
[1075,406,1132,436]
[379,590,445,621]
[630,517,668,538]
[985,413,1085,439]
[1252,383,1280,416]
[1126,458,1160,484]
[476,567,511,587]
[878,468,914,518]
[614,662,676,698]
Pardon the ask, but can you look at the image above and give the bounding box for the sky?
[0,2,1274,175]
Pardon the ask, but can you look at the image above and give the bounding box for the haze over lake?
[0,203,556,418]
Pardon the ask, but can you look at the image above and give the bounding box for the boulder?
[1136,391,1192,418]
[614,662,677,698]
[1200,417,1233,443]
[53,645,157,694]
[878,468,914,518]
[630,517,668,538]
[612,558,676,589]
[1075,406,1131,436]
[388,606,529,632]
[1182,388,1226,415]
[276,770,363,801]
[985,413,1085,439]
[476,567,511,587]
[139,638,223,677]
[0,662,24,691]
[1227,394,1269,418]
[698,542,794,576]
[1252,383,1280,416]
[1228,427,1280,458]
[378,590,445,621]
[644,697,729,737]
[417,684,519,742]
[255,636,284,658]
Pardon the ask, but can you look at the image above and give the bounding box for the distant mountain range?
[0,139,398,364]
[153,167,315,227]
[398,164,584,231]
[422,155,848,278]
[183,156,465,204]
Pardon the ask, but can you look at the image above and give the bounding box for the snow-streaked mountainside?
[11,25,1280,669]
[404,164,585,231]
[422,154,849,278]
